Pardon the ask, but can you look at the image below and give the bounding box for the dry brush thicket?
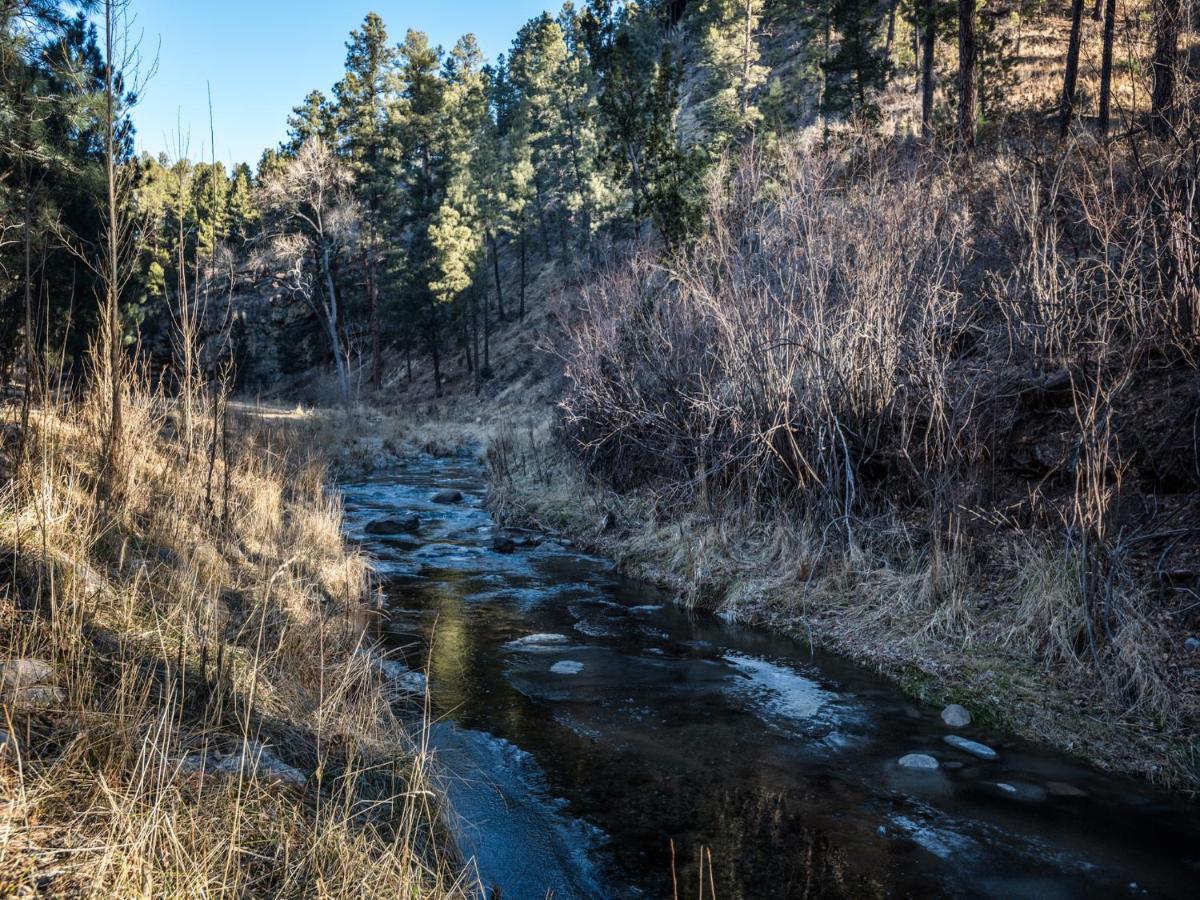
[551,126,1200,765]
[0,372,466,896]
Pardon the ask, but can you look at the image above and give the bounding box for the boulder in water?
[1045,781,1088,798]
[550,660,584,675]
[989,781,1046,803]
[491,535,517,553]
[943,735,998,760]
[898,753,940,770]
[432,489,463,504]
[365,515,420,535]
[941,704,972,728]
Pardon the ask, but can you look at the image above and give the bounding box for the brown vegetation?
[483,119,1200,789]
[0,374,467,896]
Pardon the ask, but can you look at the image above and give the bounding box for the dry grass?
[0,374,471,897]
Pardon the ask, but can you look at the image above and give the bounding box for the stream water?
[341,454,1200,899]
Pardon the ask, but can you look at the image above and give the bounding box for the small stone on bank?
[1185,636,1200,654]
[0,658,54,691]
[898,753,940,770]
[943,734,998,759]
[941,704,972,728]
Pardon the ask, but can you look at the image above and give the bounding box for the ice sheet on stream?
[429,724,620,899]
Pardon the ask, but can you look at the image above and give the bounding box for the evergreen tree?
[822,0,892,119]
[226,162,258,243]
[697,0,768,143]
[429,35,487,332]
[285,89,335,153]
[392,29,448,393]
[333,12,396,387]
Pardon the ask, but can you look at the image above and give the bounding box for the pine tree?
[430,35,487,311]
[226,162,258,243]
[285,89,335,153]
[393,29,448,393]
[509,14,574,256]
[333,12,396,388]
[698,0,768,143]
[822,0,892,119]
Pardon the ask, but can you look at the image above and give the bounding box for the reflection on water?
[342,456,1200,899]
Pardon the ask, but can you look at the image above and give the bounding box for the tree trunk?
[1097,0,1118,133]
[1060,0,1087,136]
[488,230,506,319]
[886,0,897,60]
[519,228,527,320]
[320,243,350,402]
[428,299,442,397]
[103,0,123,480]
[740,0,754,120]
[366,235,381,390]
[922,1,936,137]
[1150,0,1182,137]
[957,0,978,149]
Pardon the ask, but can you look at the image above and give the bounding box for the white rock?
[898,753,940,770]
[0,658,54,692]
[941,704,972,728]
[179,742,307,790]
[550,660,584,675]
[12,685,64,706]
[943,735,998,759]
[506,633,570,650]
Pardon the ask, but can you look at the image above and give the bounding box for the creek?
[341,454,1200,899]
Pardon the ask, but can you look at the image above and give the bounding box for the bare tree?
[258,139,358,403]
[95,0,152,490]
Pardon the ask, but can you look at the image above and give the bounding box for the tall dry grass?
[0,369,469,896]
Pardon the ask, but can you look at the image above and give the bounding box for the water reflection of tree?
[678,788,884,900]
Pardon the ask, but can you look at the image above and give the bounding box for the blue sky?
[126,1,553,168]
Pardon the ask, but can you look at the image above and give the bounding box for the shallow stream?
[341,454,1200,899]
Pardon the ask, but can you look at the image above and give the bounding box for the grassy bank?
[484,417,1199,794]
[0,382,468,897]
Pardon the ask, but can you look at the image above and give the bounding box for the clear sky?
[126,1,553,169]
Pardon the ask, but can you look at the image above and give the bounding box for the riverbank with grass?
[0,385,468,897]
[479,414,1199,795]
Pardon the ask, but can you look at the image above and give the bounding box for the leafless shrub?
[560,140,970,532]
